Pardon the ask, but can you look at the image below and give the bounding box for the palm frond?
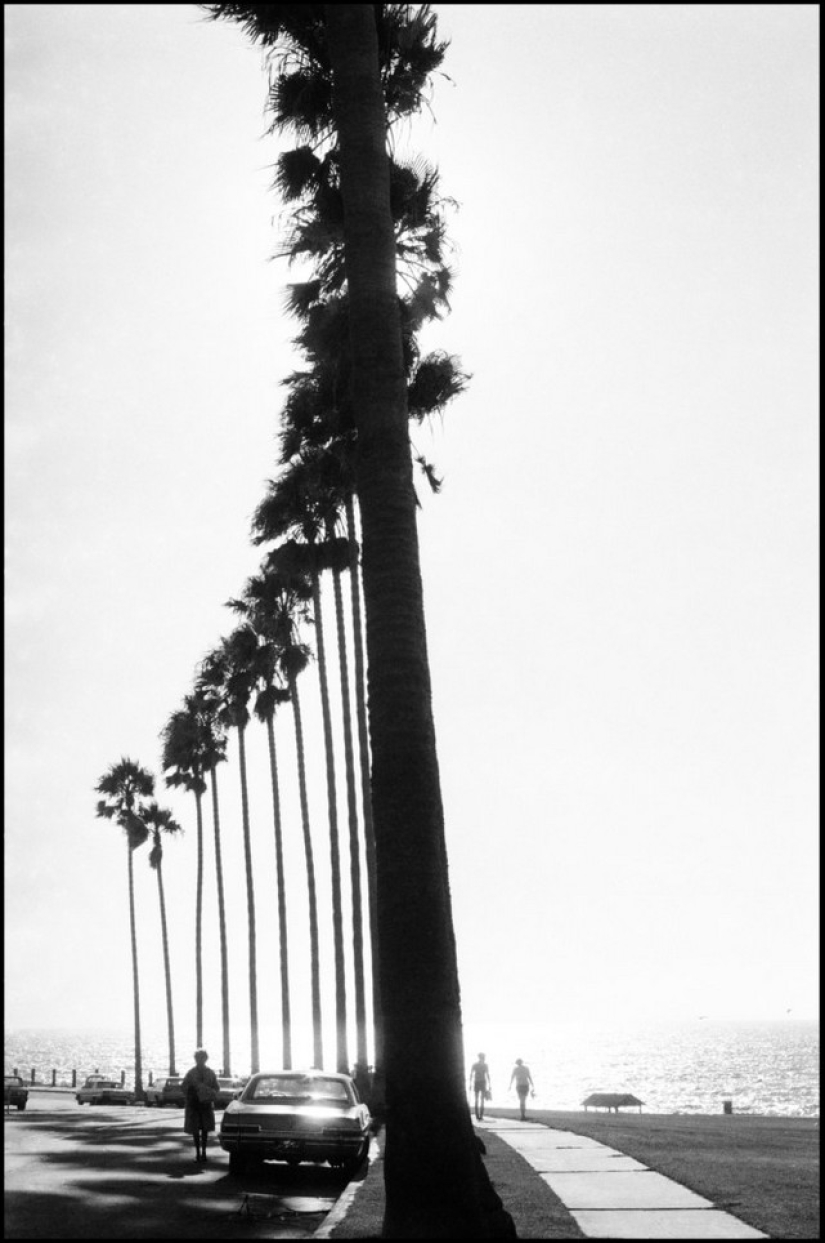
[407,350,470,421]
[414,453,443,494]
[274,145,323,201]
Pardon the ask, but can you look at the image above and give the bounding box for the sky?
[5,4,819,1072]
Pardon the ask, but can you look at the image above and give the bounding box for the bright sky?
[5,5,818,1069]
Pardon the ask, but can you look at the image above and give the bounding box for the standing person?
[469,1053,492,1122]
[509,1058,534,1121]
[181,1048,219,1162]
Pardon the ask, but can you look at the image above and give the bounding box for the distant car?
[4,1075,29,1111]
[214,1077,244,1109]
[76,1075,135,1106]
[145,1075,185,1107]
[220,1070,370,1176]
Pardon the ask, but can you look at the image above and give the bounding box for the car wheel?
[17,1103,26,1111]
[228,1152,248,1176]
[342,1139,370,1176]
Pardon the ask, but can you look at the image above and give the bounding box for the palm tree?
[198,629,262,1074]
[161,694,230,1071]
[225,588,294,1069]
[327,524,369,1071]
[343,491,379,1073]
[143,801,183,1076]
[325,7,489,1233]
[254,468,350,1073]
[230,565,324,1068]
[94,757,154,1104]
[201,5,491,1232]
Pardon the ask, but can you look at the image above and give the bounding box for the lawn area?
[493,1107,819,1240]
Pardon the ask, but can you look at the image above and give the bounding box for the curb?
[313,1137,380,1238]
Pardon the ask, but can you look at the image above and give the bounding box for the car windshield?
[5,1077,23,1085]
[245,1075,351,1105]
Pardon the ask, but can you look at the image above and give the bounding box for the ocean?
[4,1017,818,1118]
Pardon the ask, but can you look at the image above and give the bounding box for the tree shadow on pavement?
[5,1111,351,1240]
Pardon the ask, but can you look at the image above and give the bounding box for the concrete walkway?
[477,1118,768,1239]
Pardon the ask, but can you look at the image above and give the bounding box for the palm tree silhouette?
[143,800,183,1076]
[224,589,294,1068]
[161,694,230,1069]
[325,7,490,1231]
[254,468,352,1072]
[198,629,262,1074]
[230,565,324,1068]
[94,757,154,1102]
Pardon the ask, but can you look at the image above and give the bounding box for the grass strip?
[328,1125,585,1238]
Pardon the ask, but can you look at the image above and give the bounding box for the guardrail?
[8,1068,166,1088]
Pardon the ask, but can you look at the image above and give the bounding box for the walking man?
[469,1052,492,1122]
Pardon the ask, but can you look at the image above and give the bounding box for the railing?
[9,1068,164,1088]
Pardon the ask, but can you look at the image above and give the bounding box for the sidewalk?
[477,1117,768,1239]
[323,1119,772,1239]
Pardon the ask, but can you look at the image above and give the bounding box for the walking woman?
[181,1048,219,1162]
[509,1058,535,1121]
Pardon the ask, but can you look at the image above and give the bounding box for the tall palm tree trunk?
[346,494,381,1076]
[194,786,204,1048]
[127,841,144,1101]
[236,723,260,1075]
[289,672,323,1068]
[326,5,485,1234]
[266,714,292,1069]
[312,569,348,1072]
[154,858,177,1076]
[332,529,368,1069]
[209,772,231,1076]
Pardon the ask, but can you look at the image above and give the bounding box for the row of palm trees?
[199,8,498,1236]
[165,552,373,1081]
[94,514,382,1095]
[96,3,466,1100]
[95,17,497,1231]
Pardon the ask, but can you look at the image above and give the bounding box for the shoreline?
[16,1086,821,1121]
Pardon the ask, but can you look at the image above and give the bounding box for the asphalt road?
[5,1090,358,1239]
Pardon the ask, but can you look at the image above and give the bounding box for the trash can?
[723,1100,733,1115]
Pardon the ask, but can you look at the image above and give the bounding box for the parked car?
[219,1070,370,1176]
[214,1077,244,1109]
[4,1075,29,1111]
[76,1075,135,1106]
[145,1075,185,1107]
